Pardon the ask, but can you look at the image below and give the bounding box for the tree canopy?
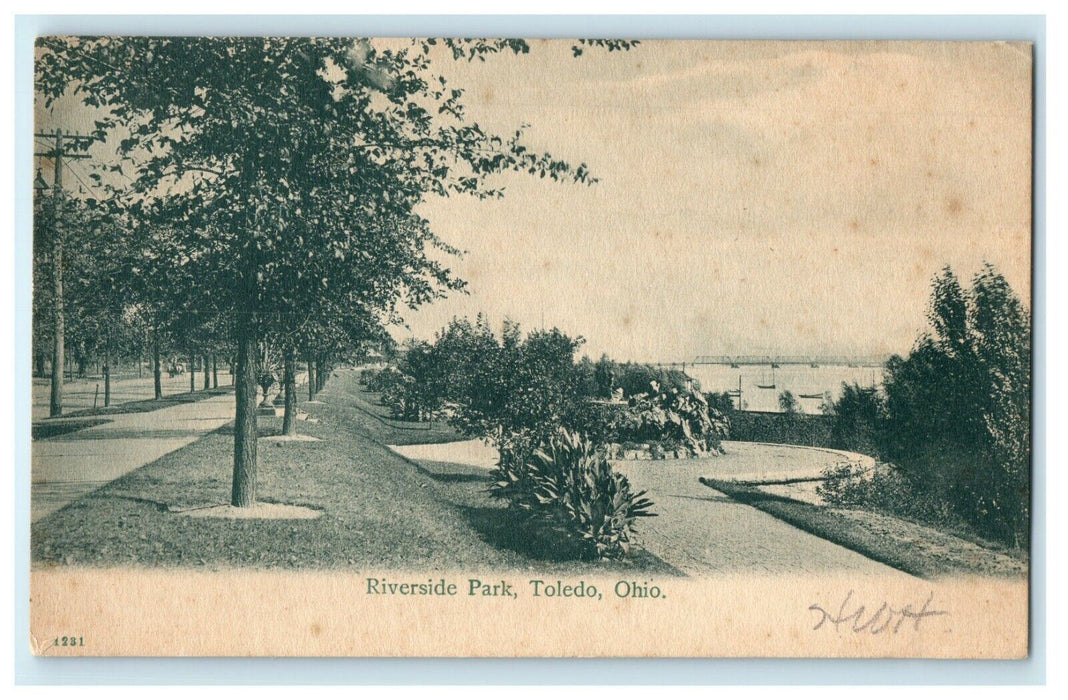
[35,36,636,505]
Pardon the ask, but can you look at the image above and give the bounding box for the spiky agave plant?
[522,428,656,560]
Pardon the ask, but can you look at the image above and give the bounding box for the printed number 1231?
[54,636,84,648]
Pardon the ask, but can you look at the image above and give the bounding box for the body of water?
[685,363,884,414]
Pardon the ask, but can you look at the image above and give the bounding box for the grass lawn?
[32,369,677,574]
[321,377,463,446]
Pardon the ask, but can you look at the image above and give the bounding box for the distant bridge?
[687,354,892,367]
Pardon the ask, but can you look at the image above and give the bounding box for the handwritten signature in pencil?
[808,590,949,634]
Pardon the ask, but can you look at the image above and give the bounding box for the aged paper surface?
[30,38,1032,658]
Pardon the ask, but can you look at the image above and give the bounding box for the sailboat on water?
[755,365,776,390]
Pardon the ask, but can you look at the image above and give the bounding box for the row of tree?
[35,37,635,507]
[33,184,364,408]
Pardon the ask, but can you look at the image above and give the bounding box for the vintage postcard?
[29,37,1032,657]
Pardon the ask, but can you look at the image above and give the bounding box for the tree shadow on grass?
[402,457,683,573]
[456,504,684,575]
[458,505,576,562]
[59,387,234,419]
[407,459,494,484]
[423,472,491,484]
[700,478,801,506]
[213,423,289,438]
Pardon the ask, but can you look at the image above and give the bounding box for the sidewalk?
[31,392,237,522]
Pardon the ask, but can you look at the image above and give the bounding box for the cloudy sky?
[404,40,1032,362]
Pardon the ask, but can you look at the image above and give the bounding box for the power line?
[65,159,108,199]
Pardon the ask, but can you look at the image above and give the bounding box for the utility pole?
[35,129,94,417]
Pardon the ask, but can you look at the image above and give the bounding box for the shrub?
[778,390,800,415]
[618,381,729,457]
[365,366,402,394]
[393,340,445,421]
[612,362,693,398]
[364,366,425,420]
[379,373,413,418]
[805,265,1031,548]
[445,320,587,444]
[562,399,628,446]
[706,391,738,418]
[816,462,974,539]
[359,368,379,387]
[829,383,884,456]
[490,428,656,560]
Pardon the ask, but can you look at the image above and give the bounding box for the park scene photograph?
[28,36,1033,656]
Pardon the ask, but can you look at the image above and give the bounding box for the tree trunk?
[282,346,297,436]
[189,352,196,393]
[231,318,258,507]
[212,354,218,389]
[153,332,162,399]
[307,353,314,400]
[203,354,211,390]
[103,344,111,407]
[314,356,323,393]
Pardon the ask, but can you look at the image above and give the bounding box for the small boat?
[771,363,780,369]
[798,393,824,399]
[810,362,819,368]
[756,365,776,389]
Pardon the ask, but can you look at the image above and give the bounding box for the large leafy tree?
[882,264,1030,544]
[36,36,633,507]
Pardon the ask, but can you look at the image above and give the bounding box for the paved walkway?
[31,393,237,522]
[391,439,906,577]
[615,456,901,576]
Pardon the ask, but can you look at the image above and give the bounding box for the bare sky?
[404,40,1032,362]
[36,40,1032,363]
